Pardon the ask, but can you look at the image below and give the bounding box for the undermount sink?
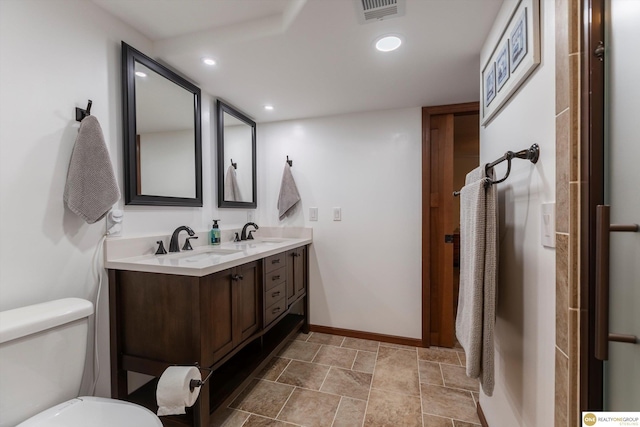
[137,247,242,265]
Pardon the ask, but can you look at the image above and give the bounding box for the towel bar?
[453,144,540,196]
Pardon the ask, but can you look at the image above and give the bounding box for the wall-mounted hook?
[75,99,92,122]
[286,156,293,167]
[230,159,237,169]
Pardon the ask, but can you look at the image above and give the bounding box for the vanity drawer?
[265,297,286,325]
[264,253,286,273]
[265,282,285,307]
[265,266,286,291]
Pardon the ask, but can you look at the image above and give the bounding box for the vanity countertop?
[105,237,311,277]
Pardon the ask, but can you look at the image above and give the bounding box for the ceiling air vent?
[355,0,406,24]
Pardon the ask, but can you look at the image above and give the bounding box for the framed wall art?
[480,0,540,125]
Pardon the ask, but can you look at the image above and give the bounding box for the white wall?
[478,1,556,426]
[257,108,423,339]
[0,0,248,397]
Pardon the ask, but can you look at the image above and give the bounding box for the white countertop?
[104,228,312,277]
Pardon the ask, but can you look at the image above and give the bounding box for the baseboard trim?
[477,402,489,427]
[308,324,423,347]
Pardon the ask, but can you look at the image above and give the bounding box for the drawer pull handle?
[272,275,280,281]
[272,307,281,314]
[271,291,280,297]
[272,259,280,264]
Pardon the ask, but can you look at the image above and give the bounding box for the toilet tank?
[0,298,94,427]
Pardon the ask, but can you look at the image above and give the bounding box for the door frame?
[422,102,479,347]
[581,0,605,410]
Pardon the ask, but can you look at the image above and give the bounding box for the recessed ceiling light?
[375,35,402,52]
[202,58,216,66]
[135,71,147,77]
[264,105,274,111]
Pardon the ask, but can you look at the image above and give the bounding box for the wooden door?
[422,102,479,348]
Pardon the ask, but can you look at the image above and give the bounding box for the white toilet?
[0,298,162,427]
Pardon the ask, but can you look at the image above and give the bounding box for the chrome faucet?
[240,222,259,240]
[169,226,195,252]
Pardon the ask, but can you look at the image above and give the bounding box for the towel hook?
[286,156,293,167]
[230,159,237,169]
[75,99,92,122]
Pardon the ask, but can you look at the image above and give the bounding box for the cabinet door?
[202,269,234,365]
[233,261,261,344]
[286,247,306,306]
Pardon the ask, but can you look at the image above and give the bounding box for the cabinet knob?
[232,274,244,281]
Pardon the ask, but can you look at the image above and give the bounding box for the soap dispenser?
[210,220,221,245]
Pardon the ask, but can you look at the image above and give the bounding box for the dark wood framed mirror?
[122,42,202,206]
[216,99,257,208]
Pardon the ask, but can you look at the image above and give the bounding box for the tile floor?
[211,332,481,427]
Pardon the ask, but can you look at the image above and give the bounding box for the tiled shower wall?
[555,0,582,425]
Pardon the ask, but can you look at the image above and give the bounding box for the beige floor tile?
[276,360,330,390]
[277,340,321,362]
[332,397,367,427]
[472,392,479,405]
[453,421,481,427]
[293,332,310,341]
[423,413,454,427]
[364,388,422,427]
[341,337,379,352]
[312,345,357,369]
[441,364,479,392]
[242,414,300,427]
[210,408,250,427]
[229,379,294,418]
[421,383,479,424]
[307,332,345,346]
[352,350,377,373]
[418,347,461,365]
[457,352,466,366]
[277,388,341,427]
[320,367,372,400]
[419,360,444,386]
[256,357,291,381]
[379,342,418,351]
[372,345,420,396]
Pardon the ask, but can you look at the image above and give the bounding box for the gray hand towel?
[63,115,120,224]
[277,163,301,220]
[455,165,497,396]
[224,165,242,202]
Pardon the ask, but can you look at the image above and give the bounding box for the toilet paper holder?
[174,363,213,392]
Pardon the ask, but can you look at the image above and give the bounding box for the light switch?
[541,203,555,248]
[309,207,318,221]
[333,207,341,221]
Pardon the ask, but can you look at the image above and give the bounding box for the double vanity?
[105,228,312,427]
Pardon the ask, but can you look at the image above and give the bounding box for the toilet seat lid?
[16,396,162,427]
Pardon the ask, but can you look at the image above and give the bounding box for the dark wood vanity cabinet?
[203,262,261,364]
[286,246,306,306]
[109,245,309,427]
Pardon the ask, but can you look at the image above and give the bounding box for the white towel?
[64,115,120,224]
[224,165,242,201]
[277,163,301,220]
[455,165,497,396]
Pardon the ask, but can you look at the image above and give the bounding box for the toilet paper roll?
[156,366,202,416]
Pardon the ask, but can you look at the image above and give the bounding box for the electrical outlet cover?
[541,203,555,248]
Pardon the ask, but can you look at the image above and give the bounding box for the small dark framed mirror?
[122,42,202,206]
[216,99,257,208]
